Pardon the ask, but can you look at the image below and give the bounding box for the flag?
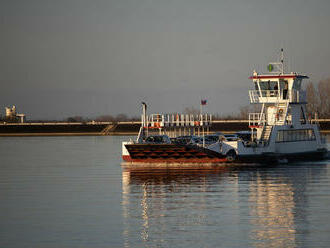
[201,99,207,105]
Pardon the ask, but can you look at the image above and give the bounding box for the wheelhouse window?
[279,79,289,99]
[293,79,302,90]
[254,82,258,90]
[259,81,278,90]
[276,129,316,142]
[258,80,279,97]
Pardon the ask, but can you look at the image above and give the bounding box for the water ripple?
[1,136,330,247]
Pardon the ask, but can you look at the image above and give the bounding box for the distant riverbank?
[0,120,329,136]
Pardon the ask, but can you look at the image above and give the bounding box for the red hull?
[123,144,227,164]
[122,155,227,163]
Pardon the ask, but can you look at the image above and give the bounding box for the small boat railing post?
[297,90,299,102]
[202,114,205,147]
[146,115,149,137]
[161,114,165,127]
[197,115,200,136]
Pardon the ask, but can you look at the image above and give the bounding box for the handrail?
[249,89,306,103]
[147,113,212,128]
[248,113,265,127]
[249,90,281,103]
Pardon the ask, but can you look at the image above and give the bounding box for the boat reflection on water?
[121,165,235,247]
[249,175,296,247]
[121,162,328,248]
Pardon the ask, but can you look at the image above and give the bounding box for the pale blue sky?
[1,0,330,119]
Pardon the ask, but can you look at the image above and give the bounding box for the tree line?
[4,78,327,123]
[69,77,330,123]
[183,78,330,120]
[306,78,330,118]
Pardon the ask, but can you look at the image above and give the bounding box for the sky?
[1,0,330,120]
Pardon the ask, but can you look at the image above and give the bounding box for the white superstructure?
[217,50,327,161]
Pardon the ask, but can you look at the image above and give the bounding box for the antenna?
[280,48,284,74]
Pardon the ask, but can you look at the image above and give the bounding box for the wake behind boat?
[122,50,328,166]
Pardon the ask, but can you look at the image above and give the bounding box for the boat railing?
[147,113,212,128]
[248,113,265,127]
[249,90,280,103]
[249,89,306,103]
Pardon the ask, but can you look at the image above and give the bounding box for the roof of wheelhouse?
[249,74,309,80]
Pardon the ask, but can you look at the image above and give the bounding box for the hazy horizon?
[1,0,330,120]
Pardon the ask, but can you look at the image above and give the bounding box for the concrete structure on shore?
[0,119,329,136]
[4,106,26,123]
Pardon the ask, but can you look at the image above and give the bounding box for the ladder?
[260,125,272,142]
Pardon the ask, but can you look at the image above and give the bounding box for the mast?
[268,48,285,74]
[280,48,284,74]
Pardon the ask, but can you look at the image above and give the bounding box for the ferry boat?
[122,51,328,165]
[122,103,227,164]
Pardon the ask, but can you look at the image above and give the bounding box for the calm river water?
[1,136,330,248]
